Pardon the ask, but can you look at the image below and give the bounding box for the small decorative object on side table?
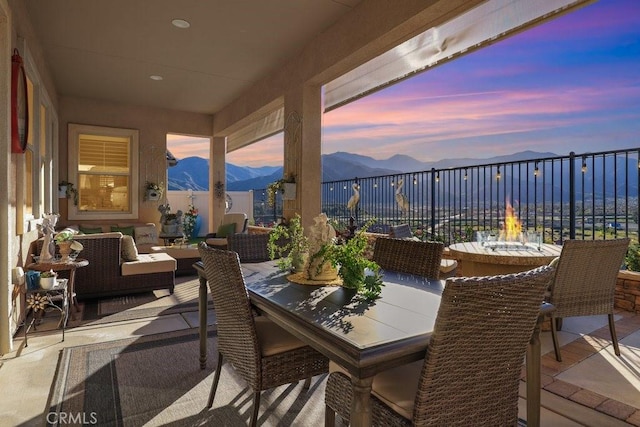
[26,258,89,319]
[24,278,69,347]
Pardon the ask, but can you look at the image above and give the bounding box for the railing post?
[569,151,576,240]
[431,168,436,240]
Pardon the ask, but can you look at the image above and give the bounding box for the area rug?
[46,328,328,426]
[77,276,213,326]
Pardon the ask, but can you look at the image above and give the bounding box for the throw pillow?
[79,225,103,234]
[216,222,237,238]
[121,235,139,261]
[111,225,135,237]
[135,225,159,245]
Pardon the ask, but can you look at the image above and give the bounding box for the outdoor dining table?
[193,260,551,427]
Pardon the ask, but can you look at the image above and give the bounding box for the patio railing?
[253,148,639,246]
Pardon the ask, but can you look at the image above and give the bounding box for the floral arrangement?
[183,204,199,238]
[145,181,163,191]
[144,181,164,201]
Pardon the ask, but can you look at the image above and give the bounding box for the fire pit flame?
[500,202,522,242]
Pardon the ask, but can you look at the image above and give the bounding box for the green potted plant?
[266,173,296,206]
[307,218,384,299]
[39,270,58,289]
[268,214,308,272]
[58,180,78,206]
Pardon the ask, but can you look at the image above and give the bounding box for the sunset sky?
[169,0,640,168]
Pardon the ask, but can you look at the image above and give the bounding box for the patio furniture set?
[194,233,629,426]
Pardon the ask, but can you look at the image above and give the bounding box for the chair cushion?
[254,316,307,357]
[390,224,414,239]
[440,259,458,274]
[217,222,236,238]
[111,225,135,237]
[205,237,228,247]
[329,359,421,421]
[121,235,139,261]
[121,253,176,275]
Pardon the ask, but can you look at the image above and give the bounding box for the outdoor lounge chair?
[325,265,555,426]
[198,244,328,426]
[204,212,248,249]
[546,238,630,362]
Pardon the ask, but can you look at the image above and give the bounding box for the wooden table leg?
[526,315,543,427]
[350,375,374,427]
[198,271,208,370]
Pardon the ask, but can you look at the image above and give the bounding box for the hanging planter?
[282,182,297,200]
[58,180,78,206]
[267,173,296,205]
[144,181,163,201]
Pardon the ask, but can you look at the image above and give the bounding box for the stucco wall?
[57,96,214,227]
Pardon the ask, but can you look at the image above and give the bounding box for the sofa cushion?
[111,225,135,237]
[79,225,103,234]
[134,225,159,245]
[216,222,236,238]
[121,235,139,261]
[121,253,176,276]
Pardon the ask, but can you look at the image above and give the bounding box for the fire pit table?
[448,241,562,276]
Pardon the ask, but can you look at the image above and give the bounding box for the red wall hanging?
[11,48,29,153]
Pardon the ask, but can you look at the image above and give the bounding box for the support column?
[284,84,322,231]
[209,136,226,233]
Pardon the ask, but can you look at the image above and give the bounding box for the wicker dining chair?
[198,244,329,426]
[325,265,555,427]
[227,232,271,263]
[373,237,444,279]
[546,238,630,362]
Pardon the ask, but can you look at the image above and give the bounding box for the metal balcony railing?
[253,148,639,246]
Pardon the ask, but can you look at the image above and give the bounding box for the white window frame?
[67,123,139,220]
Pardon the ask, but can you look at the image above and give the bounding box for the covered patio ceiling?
[22,0,363,115]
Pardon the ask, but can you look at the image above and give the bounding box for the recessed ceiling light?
[172,19,190,29]
[150,75,163,81]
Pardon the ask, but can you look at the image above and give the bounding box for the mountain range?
[168,150,558,191]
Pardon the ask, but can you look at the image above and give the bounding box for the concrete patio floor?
[1,276,638,426]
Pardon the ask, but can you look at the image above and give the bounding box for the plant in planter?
[158,203,183,234]
[39,270,58,289]
[182,204,199,239]
[266,173,296,206]
[55,229,83,261]
[306,215,384,299]
[58,180,78,206]
[268,214,308,272]
[144,181,163,201]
